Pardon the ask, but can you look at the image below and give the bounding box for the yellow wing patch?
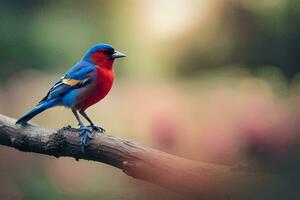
[62,72,95,86]
[62,78,80,86]
[62,77,90,86]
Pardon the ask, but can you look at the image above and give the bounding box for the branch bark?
[0,114,275,199]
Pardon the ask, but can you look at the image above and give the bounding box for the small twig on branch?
[0,114,275,199]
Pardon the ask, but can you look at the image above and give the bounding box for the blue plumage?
[16,64,97,124]
[16,98,58,125]
[16,50,102,125]
[82,44,113,61]
[16,43,126,151]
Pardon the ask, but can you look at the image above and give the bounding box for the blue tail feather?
[16,99,58,125]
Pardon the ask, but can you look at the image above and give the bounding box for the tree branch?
[0,114,274,199]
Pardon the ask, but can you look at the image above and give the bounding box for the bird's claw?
[88,125,105,133]
[78,125,105,152]
[79,126,94,152]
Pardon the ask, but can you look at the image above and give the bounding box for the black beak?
[112,51,126,58]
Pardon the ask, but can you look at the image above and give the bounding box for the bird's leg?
[79,110,105,133]
[72,109,94,152]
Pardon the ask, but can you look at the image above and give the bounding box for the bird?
[16,44,126,151]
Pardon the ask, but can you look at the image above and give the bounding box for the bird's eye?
[103,49,114,55]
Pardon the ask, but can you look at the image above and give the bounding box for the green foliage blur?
[0,0,130,81]
[0,0,299,82]
[176,0,300,80]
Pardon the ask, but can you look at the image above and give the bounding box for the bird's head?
[83,44,126,68]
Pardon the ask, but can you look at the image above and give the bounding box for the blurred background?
[0,0,300,199]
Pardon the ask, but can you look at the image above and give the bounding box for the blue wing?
[39,61,97,103]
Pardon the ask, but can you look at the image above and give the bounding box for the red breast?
[78,66,114,111]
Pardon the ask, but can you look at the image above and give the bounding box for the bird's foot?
[88,124,105,133]
[79,126,95,152]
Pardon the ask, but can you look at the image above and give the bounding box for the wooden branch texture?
[0,114,274,199]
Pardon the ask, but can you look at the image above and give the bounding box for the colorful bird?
[16,44,126,151]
